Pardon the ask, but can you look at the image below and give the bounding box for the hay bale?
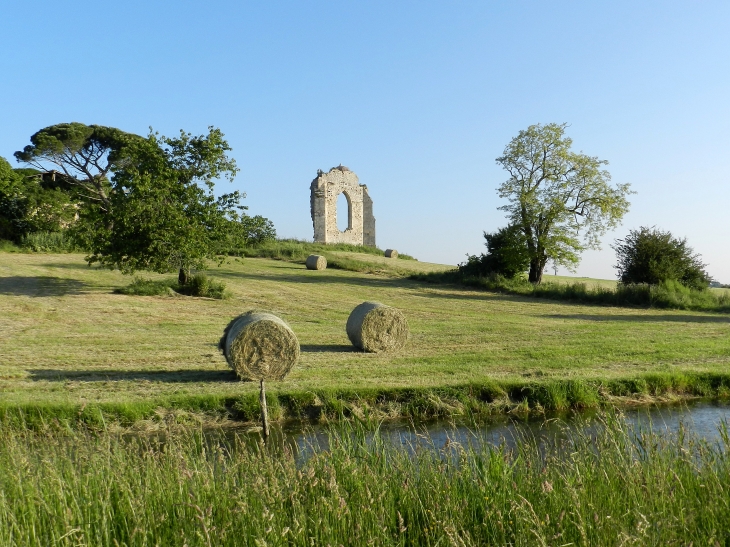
[346,301,409,353]
[219,311,300,380]
[306,254,327,270]
[384,249,398,259]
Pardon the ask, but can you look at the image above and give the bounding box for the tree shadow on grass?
[38,262,98,270]
[0,276,87,297]
[215,270,415,289]
[28,369,240,383]
[545,313,730,324]
[301,344,357,353]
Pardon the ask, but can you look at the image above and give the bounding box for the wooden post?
[259,379,270,442]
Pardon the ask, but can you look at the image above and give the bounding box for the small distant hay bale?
[346,301,409,353]
[384,249,398,259]
[219,311,300,380]
[306,254,327,270]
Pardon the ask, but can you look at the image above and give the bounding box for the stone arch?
[337,190,352,232]
[310,165,376,246]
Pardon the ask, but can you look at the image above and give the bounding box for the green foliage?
[20,231,81,253]
[113,277,176,296]
[115,274,229,299]
[174,274,230,299]
[613,226,710,290]
[1,413,730,545]
[0,239,21,252]
[413,270,730,313]
[214,214,277,254]
[459,225,529,278]
[79,127,244,278]
[0,157,76,241]
[14,123,140,216]
[496,123,632,283]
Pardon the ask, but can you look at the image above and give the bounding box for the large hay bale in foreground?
[346,301,409,353]
[306,254,327,270]
[384,249,398,259]
[219,311,300,380]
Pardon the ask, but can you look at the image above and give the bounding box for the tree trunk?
[178,268,189,285]
[528,258,544,284]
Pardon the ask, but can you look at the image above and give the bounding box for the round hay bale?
[384,249,398,259]
[306,254,327,270]
[219,311,300,380]
[346,301,409,353]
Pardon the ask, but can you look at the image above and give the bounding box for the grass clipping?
[346,301,409,353]
[219,311,300,380]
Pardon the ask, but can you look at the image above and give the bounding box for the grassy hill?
[1,251,729,428]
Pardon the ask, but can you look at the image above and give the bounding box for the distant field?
[327,250,455,274]
[1,252,730,418]
[541,273,618,289]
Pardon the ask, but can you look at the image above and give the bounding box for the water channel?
[226,399,730,457]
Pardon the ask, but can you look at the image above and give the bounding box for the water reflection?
[228,400,730,459]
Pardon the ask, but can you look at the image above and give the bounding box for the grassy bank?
[413,270,730,313]
[1,253,730,429]
[1,414,729,546]
[2,372,730,431]
[238,238,444,277]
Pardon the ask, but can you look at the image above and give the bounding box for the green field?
[1,251,730,426]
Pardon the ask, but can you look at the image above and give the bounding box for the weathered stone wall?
[310,166,376,246]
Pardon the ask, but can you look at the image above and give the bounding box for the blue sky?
[2,1,728,281]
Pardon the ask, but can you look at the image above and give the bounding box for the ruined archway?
[310,165,375,246]
[336,191,352,232]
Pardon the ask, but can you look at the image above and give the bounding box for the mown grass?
[1,252,730,428]
[413,270,730,313]
[1,414,729,546]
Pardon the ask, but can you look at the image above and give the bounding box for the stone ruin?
[310,165,375,246]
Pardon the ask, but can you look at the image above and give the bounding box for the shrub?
[116,274,230,299]
[114,277,176,296]
[175,274,230,299]
[459,225,529,279]
[613,226,710,290]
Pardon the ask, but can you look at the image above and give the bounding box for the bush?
[459,225,529,279]
[613,226,710,290]
[115,274,230,299]
[114,277,176,296]
[0,239,21,252]
[175,274,230,299]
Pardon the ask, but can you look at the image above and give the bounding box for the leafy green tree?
[0,157,76,241]
[613,226,710,290]
[459,225,529,279]
[79,127,244,284]
[14,123,139,218]
[215,214,277,253]
[496,123,632,284]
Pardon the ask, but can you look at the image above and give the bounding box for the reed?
[0,413,728,546]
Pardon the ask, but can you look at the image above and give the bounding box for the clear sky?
[1,1,728,281]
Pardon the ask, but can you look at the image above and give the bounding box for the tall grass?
[413,270,730,313]
[0,415,729,546]
[19,231,82,253]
